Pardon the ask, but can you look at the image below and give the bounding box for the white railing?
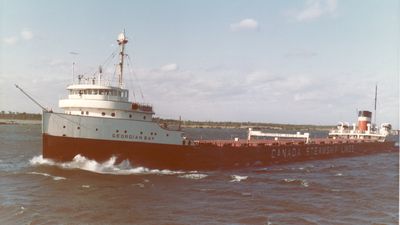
[248,128,310,143]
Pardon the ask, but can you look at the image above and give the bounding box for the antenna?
[98,65,103,85]
[374,84,377,127]
[72,62,75,83]
[117,30,128,88]
[179,116,182,131]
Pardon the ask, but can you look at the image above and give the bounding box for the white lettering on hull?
[112,133,155,141]
[270,144,355,160]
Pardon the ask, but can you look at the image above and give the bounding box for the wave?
[29,155,184,175]
[27,171,66,181]
[230,175,248,182]
[282,178,309,187]
[178,173,208,180]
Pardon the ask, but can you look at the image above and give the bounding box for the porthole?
[116,130,119,133]
[111,112,115,117]
[77,127,80,130]
[96,128,98,131]
[63,125,66,129]
[140,131,143,135]
[102,112,105,116]
[129,114,132,118]
[81,111,84,115]
[143,116,146,120]
[124,130,127,134]
[86,111,89,115]
[166,134,169,137]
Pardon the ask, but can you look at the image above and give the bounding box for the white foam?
[230,175,248,182]
[301,180,309,187]
[14,206,25,216]
[81,185,90,188]
[29,155,56,166]
[283,178,309,187]
[334,173,343,176]
[284,178,295,182]
[178,173,208,180]
[29,155,184,175]
[27,171,66,181]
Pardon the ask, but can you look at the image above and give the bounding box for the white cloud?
[3,36,19,45]
[286,0,337,22]
[21,29,34,40]
[230,18,259,31]
[160,63,179,72]
[2,28,34,45]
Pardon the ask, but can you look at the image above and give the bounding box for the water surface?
[0,124,398,224]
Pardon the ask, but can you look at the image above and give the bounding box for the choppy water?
[0,124,398,225]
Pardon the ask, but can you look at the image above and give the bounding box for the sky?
[0,0,399,128]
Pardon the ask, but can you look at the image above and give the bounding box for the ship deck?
[193,138,378,147]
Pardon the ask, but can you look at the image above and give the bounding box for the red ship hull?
[43,134,398,171]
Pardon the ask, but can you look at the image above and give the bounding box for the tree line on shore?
[0,111,333,131]
[0,111,41,120]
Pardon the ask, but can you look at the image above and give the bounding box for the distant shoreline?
[0,119,41,125]
[0,112,333,130]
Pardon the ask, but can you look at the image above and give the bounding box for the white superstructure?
[328,110,391,142]
[248,128,310,143]
[42,32,184,145]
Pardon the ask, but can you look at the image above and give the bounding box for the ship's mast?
[117,31,128,88]
[374,84,377,128]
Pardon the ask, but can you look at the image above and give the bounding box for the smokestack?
[358,110,372,132]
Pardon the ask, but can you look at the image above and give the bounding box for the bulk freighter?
[18,32,397,170]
